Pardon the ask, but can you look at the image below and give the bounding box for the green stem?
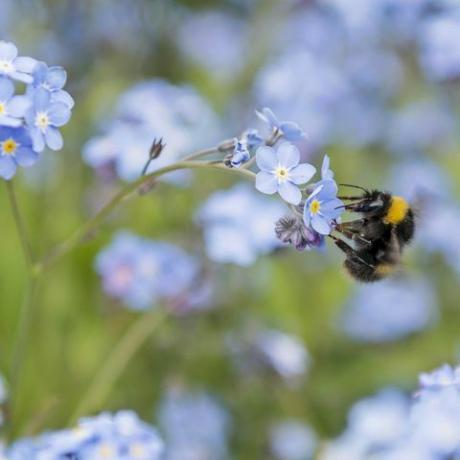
[8,277,39,439]
[36,160,255,273]
[69,309,167,424]
[5,181,35,274]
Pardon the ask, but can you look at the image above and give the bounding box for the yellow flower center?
[35,112,50,130]
[1,138,18,156]
[310,199,321,215]
[275,166,289,181]
[130,443,146,458]
[98,443,115,458]
[0,102,5,114]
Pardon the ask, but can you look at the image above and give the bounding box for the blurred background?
[1,0,460,458]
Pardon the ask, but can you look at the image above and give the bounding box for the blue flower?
[270,421,317,460]
[25,88,71,152]
[0,41,37,83]
[197,184,286,266]
[96,232,199,310]
[228,139,250,168]
[28,61,75,108]
[0,77,31,127]
[419,364,460,392]
[321,154,334,181]
[255,142,315,205]
[256,107,307,141]
[0,127,38,180]
[303,181,343,235]
[244,128,264,150]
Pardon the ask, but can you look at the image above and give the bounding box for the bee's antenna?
[339,183,369,193]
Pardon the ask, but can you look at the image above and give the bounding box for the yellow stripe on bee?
[384,196,409,224]
[375,263,396,277]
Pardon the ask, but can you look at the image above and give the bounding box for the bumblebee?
[331,186,415,282]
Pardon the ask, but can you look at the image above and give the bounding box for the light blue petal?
[14,56,37,73]
[33,88,51,111]
[321,154,334,180]
[318,179,339,198]
[45,126,63,150]
[256,145,277,171]
[30,127,45,152]
[10,71,33,84]
[0,155,17,179]
[0,115,21,127]
[277,142,299,169]
[255,171,278,195]
[7,96,32,117]
[278,181,302,205]
[15,147,38,167]
[306,184,324,203]
[47,103,71,127]
[256,107,278,128]
[45,66,66,90]
[311,215,331,235]
[280,121,305,141]
[290,163,316,185]
[51,90,74,109]
[0,41,17,60]
[320,199,344,219]
[0,77,14,100]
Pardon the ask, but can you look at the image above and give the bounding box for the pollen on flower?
[35,112,50,130]
[0,102,5,114]
[98,444,115,458]
[0,60,13,73]
[130,443,146,458]
[275,166,289,181]
[1,138,18,156]
[310,199,321,214]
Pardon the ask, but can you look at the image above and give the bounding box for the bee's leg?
[337,195,365,201]
[336,221,372,245]
[329,235,375,269]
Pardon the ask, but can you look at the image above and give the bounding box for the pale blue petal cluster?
[7,411,164,459]
[158,388,231,460]
[0,41,73,179]
[270,421,317,460]
[197,184,286,266]
[83,80,221,183]
[340,277,438,342]
[95,231,200,310]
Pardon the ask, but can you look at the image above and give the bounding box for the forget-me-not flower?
[270,421,317,460]
[419,364,460,392]
[227,139,250,168]
[0,41,37,83]
[256,107,307,141]
[28,61,75,108]
[255,142,316,205]
[303,181,343,235]
[0,77,31,127]
[25,88,71,152]
[0,127,38,180]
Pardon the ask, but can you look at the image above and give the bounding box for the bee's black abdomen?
[343,258,383,282]
[396,209,415,244]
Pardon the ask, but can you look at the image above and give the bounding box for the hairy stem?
[69,309,167,424]
[36,160,255,272]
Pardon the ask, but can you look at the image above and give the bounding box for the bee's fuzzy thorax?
[384,196,409,225]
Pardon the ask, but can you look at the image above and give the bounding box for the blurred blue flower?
[96,232,200,310]
[158,388,231,460]
[419,14,460,81]
[0,126,38,180]
[256,107,307,142]
[25,88,71,152]
[0,41,37,83]
[197,184,286,266]
[8,410,164,459]
[419,364,460,392]
[256,142,316,205]
[244,129,264,150]
[303,181,343,235]
[270,420,317,460]
[255,328,310,381]
[340,277,438,343]
[0,77,31,127]
[29,61,75,108]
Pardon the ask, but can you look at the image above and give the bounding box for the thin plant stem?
[36,160,256,273]
[69,308,167,425]
[5,181,35,274]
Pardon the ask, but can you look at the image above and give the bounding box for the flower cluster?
[0,41,73,180]
[95,232,209,312]
[321,364,460,460]
[270,420,317,460]
[7,410,164,459]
